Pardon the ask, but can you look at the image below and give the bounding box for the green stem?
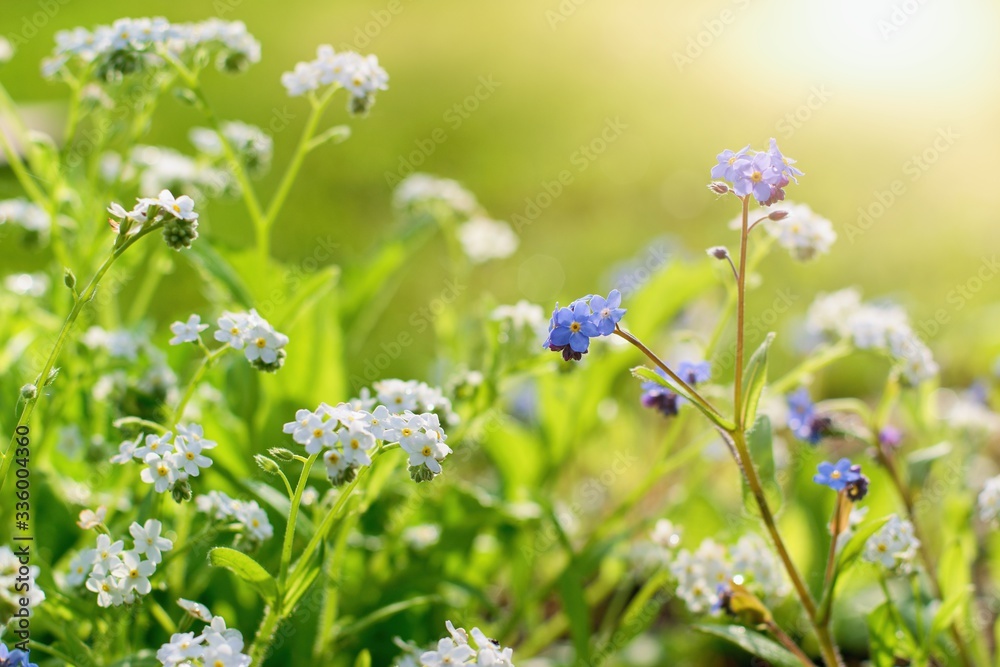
[0,225,160,493]
[734,195,750,427]
[765,620,816,667]
[769,340,852,396]
[278,454,317,588]
[171,343,230,427]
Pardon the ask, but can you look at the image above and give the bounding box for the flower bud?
[767,209,788,221]
[268,447,295,461]
[707,182,730,195]
[64,268,77,291]
[254,454,280,475]
[706,246,729,260]
[20,383,37,401]
[409,463,436,484]
[172,479,193,503]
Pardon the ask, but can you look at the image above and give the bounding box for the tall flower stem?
[0,224,161,492]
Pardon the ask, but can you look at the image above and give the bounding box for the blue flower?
[677,360,711,385]
[786,389,830,445]
[545,301,599,360]
[589,289,626,336]
[813,459,860,492]
[0,643,38,667]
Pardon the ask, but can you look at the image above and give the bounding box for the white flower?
[110,434,143,464]
[806,288,862,338]
[393,173,478,217]
[338,423,376,466]
[156,631,206,665]
[420,638,476,666]
[243,324,289,365]
[233,501,273,543]
[401,432,450,474]
[157,189,199,221]
[215,311,251,348]
[169,314,209,345]
[66,551,95,587]
[77,506,107,530]
[118,550,155,595]
[323,448,350,480]
[130,519,173,564]
[173,438,214,476]
[86,572,124,608]
[763,202,836,261]
[178,598,213,622]
[89,534,125,576]
[293,412,337,455]
[491,300,547,341]
[457,217,519,264]
[177,423,218,449]
[979,476,1000,523]
[135,431,173,459]
[863,515,920,574]
[650,519,681,549]
[281,60,320,96]
[729,534,788,598]
[140,452,179,493]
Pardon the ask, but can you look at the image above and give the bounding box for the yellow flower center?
[401,428,412,437]
[569,322,581,332]
[313,428,324,438]
[750,171,763,183]
[157,464,169,477]
[255,337,267,348]
[830,470,841,480]
[129,569,139,578]
[350,439,360,449]
[230,326,240,335]
[172,203,181,212]
[186,452,195,460]
[421,445,432,456]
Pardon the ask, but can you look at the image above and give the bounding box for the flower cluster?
[543,290,625,361]
[490,301,548,345]
[0,643,36,667]
[0,547,45,622]
[0,199,49,238]
[69,520,173,608]
[111,424,215,502]
[806,288,939,385]
[189,121,274,177]
[862,515,920,574]
[195,491,273,545]
[281,45,388,114]
[785,388,833,445]
[107,189,201,250]
[760,202,836,261]
[396,621,515,667]
[457,217,520,265]
[213,309,290,372]
[155,610,251,667]
[978,475,1000,523]
[710,139,802,205]
[44,17,261,81]
[284,398,452,485]
[641,360,710,418]
[667,534,788,614]
[354,378,459,426]
[391,174,518,264]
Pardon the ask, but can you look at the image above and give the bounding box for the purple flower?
[589,289,626,335]
[0,644,37,667]
[846,464,870,501]
[786,389,830,445]
[677,360,711,385]
[878,426,902,450]
[734,152,781,203]
[640,368,680,417]
[813,459,861,491]
[710,146,751,182]
[545,301,599,357]
[767,138,803,184]
[711,582,734,615]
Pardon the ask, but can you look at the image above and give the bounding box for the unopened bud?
[706,246,729,260]
[409,464,436,484]
[64,268,77,290]
[708,182,730,195]
[268,447,295,461]
[255,454,280,475]
[172,479,193,503]
[20,383,37,401]
[767,209,789,221]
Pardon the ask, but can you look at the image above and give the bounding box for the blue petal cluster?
[786,388,831,445]
[544,290,625,361]
[0,643,37,667]
[641,360,711,418]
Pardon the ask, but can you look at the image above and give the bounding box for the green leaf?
[693,624,803,667]
[308,125,351,151]
[868,601,918,667]
[905,441,952,487]
[837,515,891,574]
[741,332,775,426]
[630,366,735,431]
[930,585,972,644]
[937,540,972,599]
[741,415,782,516]
[353,650,371,667]
[187,242,255,308]
[337,595,440,638]
[557,562,592,663]
[209,547,278,602]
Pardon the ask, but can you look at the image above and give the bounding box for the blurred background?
[3,0,1000,389]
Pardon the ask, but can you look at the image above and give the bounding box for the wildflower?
[77,506,107,530]
[730,534,789,598]
[89,534,125,575]
[135,432,173,459]
[140,452,179,493]
[650,519,682,549]
[813,459,860,492]
[979,475,1000,523]
[169,314,209,345]
[86,572,124,608]
[420,638,477,666]
[734,152,780,203]
[845,465,870,501]
[805,288,863,338]
[244,324,289,367]
[178,598,213,622]
[785,388,832,445]
[589,289,626,335]
[710,146,750,182]
[233,502,273,543]
[456,216,519,263]
[338,423,376,466]
[761,202,836,261]
[491,301,547,341]
[677,360,711,385]
[766,138,804,183]
[545,301,600,357]
[173,437,214,476]
[281,45,388,113]
[118,550,155,595]
[640,368,681,417]
[710,140,799,205]
[66,551,95,587]
[402,432,451,475]
[157,189,199,222]
[863,515,920,573]
[129,519,173,564]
